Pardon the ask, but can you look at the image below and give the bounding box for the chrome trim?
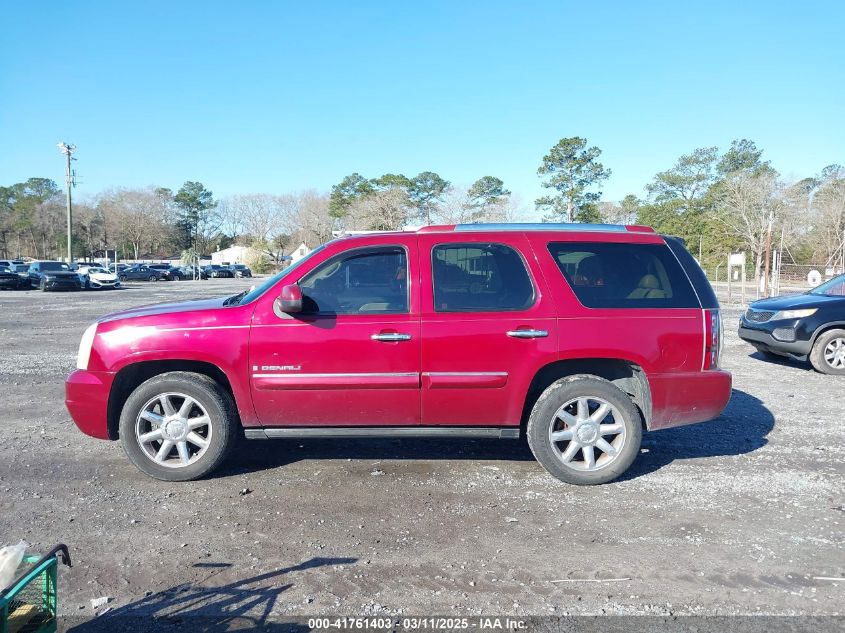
[422,371,508,377]
[454,223,629,233]
[245,426,521,439]
[506,329,549,338]
[252,372,419,379]
[371,332,412,342]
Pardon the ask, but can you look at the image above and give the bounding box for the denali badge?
[260,365,301,372]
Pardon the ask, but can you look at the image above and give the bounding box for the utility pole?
[57,142,76,263]
[762,211,773,298]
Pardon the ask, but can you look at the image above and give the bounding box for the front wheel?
[148,274,158,282]
[810,329,845,375]
[119,372,238,481]
[119,274,127,282]
[527,375,642,485]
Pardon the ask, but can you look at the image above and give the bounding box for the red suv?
[66,224,731,484]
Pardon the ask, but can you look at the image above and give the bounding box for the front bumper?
[66,369,115,439]
[738,322,812,358]
[43,278,82,290]
[89,279,120,288]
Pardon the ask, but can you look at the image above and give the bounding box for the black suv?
[28,261,83,291]
[739,273,845,374]
[203,264,234,278]
[228,264,252,278]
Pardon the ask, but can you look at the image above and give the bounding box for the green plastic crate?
[0,545,71,633]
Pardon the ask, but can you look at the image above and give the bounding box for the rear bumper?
[738,325,812,358]
[649,370,732,431]
[65,369,114,439]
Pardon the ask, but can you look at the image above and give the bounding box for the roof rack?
[436,223,654,233]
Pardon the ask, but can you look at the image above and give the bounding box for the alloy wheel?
[824,337,845,369]
[548,396,626,471]
[135,392,213,468]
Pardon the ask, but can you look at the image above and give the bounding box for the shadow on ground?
[67,557,355,632]
[218,388,773,482]
[749,350,813,371]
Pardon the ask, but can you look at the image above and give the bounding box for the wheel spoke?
[576,398,589,420]
[140,410,164,426]
[187,415,210,430]
[590,403,610,424]
[186,431,208,448]
[178,396,195,418]
[550,429,573,442]
[155,440,174,462]
[554,406,578,426]
[139,429,163,444]
[560,441,581,463]
[176,441,190,464]
[599,423,624,436]
[582,445,596,468]
[159,395,176,416]
[596,438,617,456]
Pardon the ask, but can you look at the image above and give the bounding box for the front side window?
[299,246,408,315]
[432,243,534,312]
[547,242,699,308]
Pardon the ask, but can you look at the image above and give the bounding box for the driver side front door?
[249,237,421,427]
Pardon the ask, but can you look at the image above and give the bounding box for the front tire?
[810,329,845,375]
[119,372,238,481]
[527,375,642,485]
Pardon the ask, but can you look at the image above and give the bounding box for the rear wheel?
[119,372,238,481]
[527,375,642,485]
[810,329,845,375]
[148,274,157,282]
[119,274,127,282]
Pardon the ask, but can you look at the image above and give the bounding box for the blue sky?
[1,1,843,212]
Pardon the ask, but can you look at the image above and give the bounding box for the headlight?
[77,323,98,370]
[772,308,817,320]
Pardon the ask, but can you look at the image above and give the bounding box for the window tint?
[432,243,534,312]
[299,247,408,314]
[548,241,699,308]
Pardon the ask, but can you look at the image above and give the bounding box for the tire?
[172,274,182,281]
[119,275,127,282]
[119,372,238,481]
[809,328,845,375]
[526,375,642,485]
[148,274,158,282]
[40,279,47,292]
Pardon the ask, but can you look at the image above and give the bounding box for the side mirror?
[279,284,303,313]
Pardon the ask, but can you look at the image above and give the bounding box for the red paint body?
[66,227,731,439]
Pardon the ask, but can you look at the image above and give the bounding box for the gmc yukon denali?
[66,223,732,484]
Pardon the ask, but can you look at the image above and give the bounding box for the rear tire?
[119,372,238,481]
[810,329,845,375]
[527,375,642,485]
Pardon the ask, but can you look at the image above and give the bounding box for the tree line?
[1,137,843,282]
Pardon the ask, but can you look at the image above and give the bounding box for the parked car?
[28,261,82,291]
[66,223,731,483]
[228,264,252,278]
[13,264,32,288]
[203,264,234,278]
[108,263,131,274]
[118,264,164,282]
[178,265,209,280]
[0,265,28,290]
[78,265,121,290]
[739,272,845,375]
[148,264,184,281]
[0,259,25,270]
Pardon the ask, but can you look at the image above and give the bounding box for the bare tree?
[98,188,170,260]
[717,171,785,282]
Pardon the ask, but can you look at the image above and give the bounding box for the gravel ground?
[0,280,842,628]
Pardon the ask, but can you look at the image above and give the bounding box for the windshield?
[41,262,70,271]
[14,265,28,272]
[234,244,328,306]
[809,274,845,296]
[88,267,107,274]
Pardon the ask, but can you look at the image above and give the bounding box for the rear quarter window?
[547,241,700,309]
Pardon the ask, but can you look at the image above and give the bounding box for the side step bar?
[244,426,521,440]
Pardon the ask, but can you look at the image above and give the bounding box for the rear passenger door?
[418,234,558,426]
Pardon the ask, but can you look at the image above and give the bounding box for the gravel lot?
[0,280,842,627]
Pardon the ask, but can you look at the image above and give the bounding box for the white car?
[78,266,121,290]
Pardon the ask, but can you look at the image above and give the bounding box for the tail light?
[703,309,723,370]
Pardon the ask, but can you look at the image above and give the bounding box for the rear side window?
[432,243,534,312]
[547,242,699,308]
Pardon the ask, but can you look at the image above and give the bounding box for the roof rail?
[448,223,654,233]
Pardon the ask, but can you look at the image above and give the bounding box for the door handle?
[371,332,412,342]
[506,329,549,339]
